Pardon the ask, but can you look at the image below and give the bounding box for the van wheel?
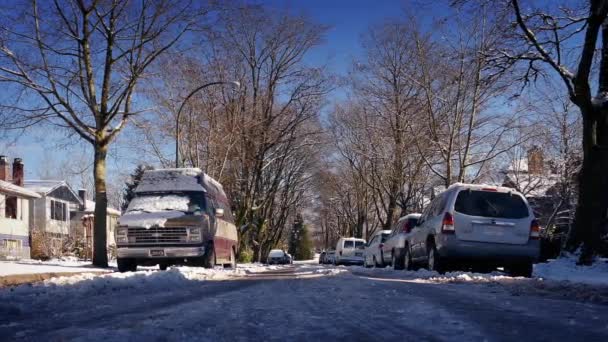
[117,258,137,273]
[427,242,445,274]
[203,245,216,269]
[404,248,413,271]
[392,251,404,270]
[508,263,533,278]
[225,247,237,269]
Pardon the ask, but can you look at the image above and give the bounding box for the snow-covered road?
[1,262,607,341]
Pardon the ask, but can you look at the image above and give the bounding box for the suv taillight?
[441,212,455,234]
[530,219,541,240]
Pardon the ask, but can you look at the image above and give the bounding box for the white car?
[364,230,391,268]
[334,237,366,266]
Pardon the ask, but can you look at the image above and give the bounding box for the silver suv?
[407,183,540,277]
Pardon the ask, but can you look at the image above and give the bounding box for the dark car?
[267,249,292,265]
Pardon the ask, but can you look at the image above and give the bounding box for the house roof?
[83,199,121,216]
[0,180,41,198]
[23,179,82,204]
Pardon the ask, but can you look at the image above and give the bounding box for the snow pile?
[135,168,205,193]
[0,259,107,276]
[534,257,608,286]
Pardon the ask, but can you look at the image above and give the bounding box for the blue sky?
[4,0,450,185]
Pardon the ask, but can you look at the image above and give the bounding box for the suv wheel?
[404,248,413,271]
[427,243,445,274]
[508,263,533,278]
[392,250,404,270]
[117,258,137,273]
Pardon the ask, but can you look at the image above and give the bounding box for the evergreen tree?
[121,164,153,212]
[289,214,313,260]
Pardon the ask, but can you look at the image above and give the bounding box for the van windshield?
[127,192,206,214]
[455,190,528,219]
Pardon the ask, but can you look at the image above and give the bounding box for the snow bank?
[534,257,608,286]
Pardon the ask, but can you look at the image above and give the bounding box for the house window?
[2,239,21,250]
[5,196,17,219]
[50,200,67,221]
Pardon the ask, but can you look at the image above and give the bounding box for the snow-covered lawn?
[535,256,608,286]
[0,257,109,276]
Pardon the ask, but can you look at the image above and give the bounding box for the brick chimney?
[78,189,87,211]
[12,158,23,186]
[527,146,544,175]
[0,156,8,181]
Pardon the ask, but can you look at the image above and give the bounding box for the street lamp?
[175,81,241,168]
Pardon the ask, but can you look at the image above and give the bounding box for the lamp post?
[175,80,241,168]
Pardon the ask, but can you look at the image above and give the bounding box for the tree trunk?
[93,143,109,267]
[567,108,608,264]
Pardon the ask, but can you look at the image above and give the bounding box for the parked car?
[325,250,336,264]
[334,237,366,266]
[319,251,327,264]
[363,230,391,268]
[116,168,238,272]
[267,249,292,265]
[407,183,540,277]
[381,214,421,269]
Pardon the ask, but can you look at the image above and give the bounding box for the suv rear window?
[455,190,529,219]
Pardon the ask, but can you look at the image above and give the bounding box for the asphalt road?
[2,264,608,341]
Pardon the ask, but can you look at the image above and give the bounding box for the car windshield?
[455,190,529,219]
[127,192,205,214]
[269,250,285,257]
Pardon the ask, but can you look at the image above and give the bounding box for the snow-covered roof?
[135,168,206,193]
[507,158,528,172]
[24,179,82,204]
[23,179,65,194]
[0,180,41,198]
[505,174,559,198]
[83,200,121,216]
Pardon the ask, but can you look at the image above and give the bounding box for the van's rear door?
[452,189,531,245]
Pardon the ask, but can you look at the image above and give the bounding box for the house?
[0,156,41,259]
[23,179,82,255]
[70,189,121,259]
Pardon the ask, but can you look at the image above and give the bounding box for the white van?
[334,237,366,266]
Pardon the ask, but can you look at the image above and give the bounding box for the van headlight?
[188,227,202,242]
[116,226,128,243]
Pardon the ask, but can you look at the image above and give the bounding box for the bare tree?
[482,0,608,263]
[0,0,203,266]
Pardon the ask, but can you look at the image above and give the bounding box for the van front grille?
[127,227,188,244]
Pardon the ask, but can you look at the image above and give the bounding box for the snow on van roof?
[135,168,206,193]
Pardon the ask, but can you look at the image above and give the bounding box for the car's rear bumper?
[337,256,364,265]
[435,235,540,263]
[117,246,206,259]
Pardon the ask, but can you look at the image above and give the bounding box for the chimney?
[0,156,8,181]
[527,146,544,175]
[12,158,23,186]
[78,189,87,211]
